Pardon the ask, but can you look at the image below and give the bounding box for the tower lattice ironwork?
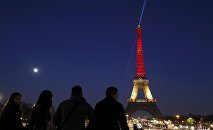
[126,25,162,117]
[136,25,146,79]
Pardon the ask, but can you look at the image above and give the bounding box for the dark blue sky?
[0,0,213,115]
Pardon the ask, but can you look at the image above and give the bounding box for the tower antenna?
[138,0,147,25]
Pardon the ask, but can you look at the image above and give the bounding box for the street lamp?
[176,114,180,125]
[126,114,129,121]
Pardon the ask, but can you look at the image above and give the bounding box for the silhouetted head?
[7,92,22,106]
[105,87,118,100]
[30,90,52,123]
[35,90,52,108]
[71,85,83,97]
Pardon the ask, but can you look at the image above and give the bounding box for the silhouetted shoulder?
[59,99,71,105]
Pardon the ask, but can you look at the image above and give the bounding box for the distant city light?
[33,68,39,73]
[190,126,195,130]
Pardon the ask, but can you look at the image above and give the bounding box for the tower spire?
[135,25,146,79]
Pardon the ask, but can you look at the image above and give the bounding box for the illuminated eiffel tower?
[126,25,162,117]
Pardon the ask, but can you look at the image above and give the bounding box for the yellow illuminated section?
[129,79,156,102]
[130,85,138,102]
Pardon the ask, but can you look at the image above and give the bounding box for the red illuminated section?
[135,25,146,79]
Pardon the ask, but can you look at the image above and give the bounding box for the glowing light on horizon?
[0,94,2,101]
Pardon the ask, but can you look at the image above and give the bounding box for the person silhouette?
[0,92,24,130]
[95,87,129,130]
[28,90,53,130]
[54,85,95,130]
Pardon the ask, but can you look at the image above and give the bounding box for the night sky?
[0,0,213,116]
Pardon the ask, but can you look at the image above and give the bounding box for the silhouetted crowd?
[0,86,129,130]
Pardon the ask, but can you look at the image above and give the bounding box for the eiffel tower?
[126,25,162,117]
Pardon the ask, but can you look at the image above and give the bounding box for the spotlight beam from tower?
[138,0,147,26]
